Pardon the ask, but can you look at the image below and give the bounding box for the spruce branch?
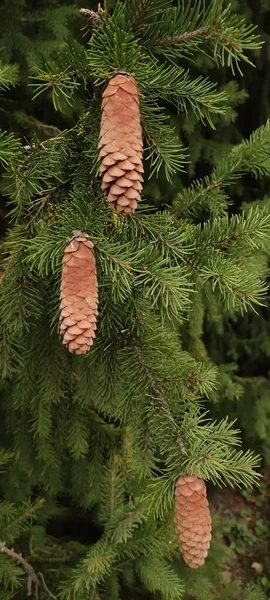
[194,209,270,252]
[0,542,56,599]
[143,2,262,71]
[146,61,228,127]
[105,506,146,546]
[0,131,22,168]
[0,500,45,542]
[30,67,81,111]
[0,450,14,471]
[134,344,181,438]
[58,542,118,600]
[131,0,152,29]
[0,543,39,594]
[174,120,270,220]
[30,43,89,111]
[0,63,19,91]
[141,99,187,180]
[187,249,268,313]
[154,24,211,46]
[87,13,150,83]
[214,119,270,181]
[138,555,185,600]
[128,0,168,30]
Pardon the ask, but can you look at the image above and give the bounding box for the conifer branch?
[134,345,181,437]
[131,0,152,29]
[88,409,124,436]
[154,24,211,46]
[142,2,262,71]
[0,501,44,539]
[0,542,39,590]
[0,542,56,599]
[174,120,270,220]
[0,2,269,595]
[0,130,22,168]
[0,63,19,91]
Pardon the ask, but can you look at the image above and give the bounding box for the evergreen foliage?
[0,1,270,599]
[0,0,82,133]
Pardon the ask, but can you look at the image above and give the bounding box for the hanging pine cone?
[99,72,143,215]
[174,475,212,568]
[59,234,98,355]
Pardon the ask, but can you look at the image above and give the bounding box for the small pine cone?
[99,72,143,216]
[59,234,98,355]
[174,475,212,569]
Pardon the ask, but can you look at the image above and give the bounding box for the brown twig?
[131,0,152,29]
[155,24,212,46]
[0,541,57,600]
[79,6,103,22]
[0,541,40,595]
[79,4,104,37]
[38,572,58,600]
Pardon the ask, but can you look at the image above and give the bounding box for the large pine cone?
[59,234,98,355]
[174,475,212,568]
[99,72,143,215]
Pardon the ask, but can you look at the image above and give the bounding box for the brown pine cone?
[174,475,212,568]
[59,234,98,355]
[99,72,143,215]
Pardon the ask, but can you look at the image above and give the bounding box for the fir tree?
[0,1,270,599]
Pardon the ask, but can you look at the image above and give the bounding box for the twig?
[0,541,40,592]
[38,572,57,600]
[134,347,180,434]
[80,5,104,37]
[79,6,103,22]
[28,194,52,224]
[109,464,116,519]
[155,24,211,46]
[131,0,152,29]
[1,500,44,537]
[0,541,57,600]
[133,346,187,453]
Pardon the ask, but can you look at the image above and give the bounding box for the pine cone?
[99,72,143,215]
[59,234,98,355]
[174,475,212,568]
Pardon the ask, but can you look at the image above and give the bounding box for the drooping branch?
[0,541,57,600]
[133,346,186,452]
[0,541,40,588]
